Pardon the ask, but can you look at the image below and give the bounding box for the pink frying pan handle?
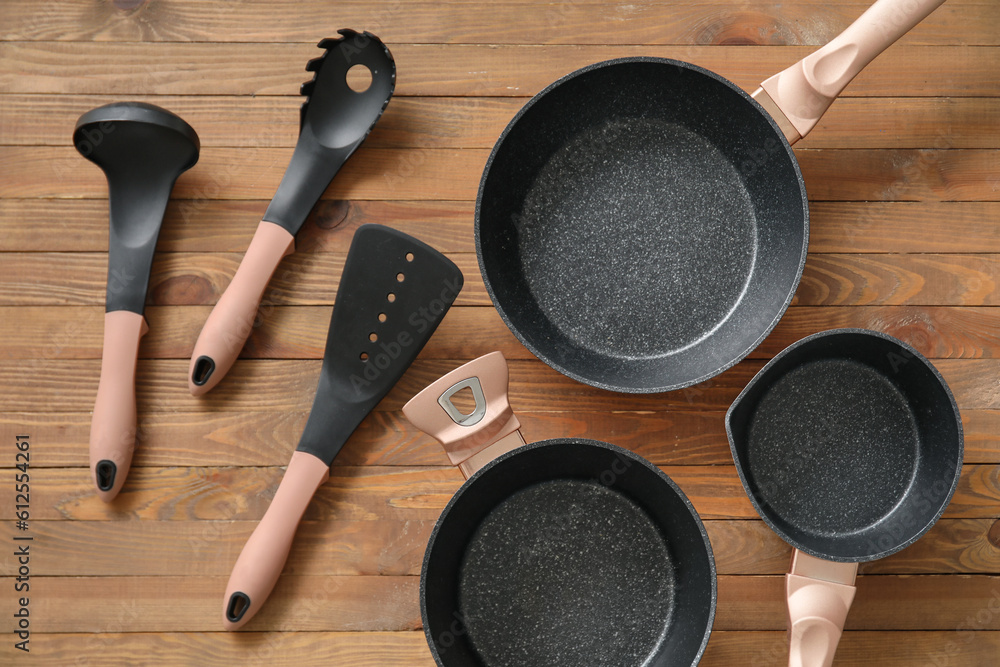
[402,351,524,479]
[89,310,149,502]
[222,450,330,631]
[786,550,859,667]
[188,220,295,396]
[759,0,946,143]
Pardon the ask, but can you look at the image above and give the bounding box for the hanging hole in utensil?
[369,332,378,342]
[192,356,215,386]
[360,352,369,362]
[95,460,116,491]
[378,313,387,323]
[227,593,251,623]
[396,273,405,283]
[405,252,415,262]
[346,64,372,93]
[387,293,396,302]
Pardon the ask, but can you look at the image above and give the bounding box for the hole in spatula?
[378,313,387,323]
[346,64,373,93]
[360,352,369,362]
[396,273,405,282]
[448,385,478,417]
[369,332,378,342]
[192,356,215,386]
[405,252,414,262]
[95,460,116,491]
[387,293,396,303]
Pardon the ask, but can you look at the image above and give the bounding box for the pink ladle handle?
[89,310,149,502]
[402,351,524,478]
[222,450,330,630]
[786,550,858,667]
[188,220,295,396]
[759,0,946,142]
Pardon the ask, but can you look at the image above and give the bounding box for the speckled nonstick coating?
[726,329,963,562]
[476,58,808,393]
[421,439,716,667]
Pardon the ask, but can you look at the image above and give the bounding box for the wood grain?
[2,464,995,522]
[15,631,1000,667]
[4,358,999,414]
[4,305,1000,362]
[3,518,996,577]
[6,146,1000,201]
[4,199,1000,254]
[0,44,991,97]
[6,94,1000,150]
[1,251,997,308]
[3,408,996,469]
[4,574,999,632]
[1,3,995,46]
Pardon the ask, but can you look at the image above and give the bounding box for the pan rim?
[725,327,965,563]
[419,437,717,667]
[474,56,809,394]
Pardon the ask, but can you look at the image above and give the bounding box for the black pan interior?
[726,329,963,561]
[476,58,808,393]
[421,439,715,667]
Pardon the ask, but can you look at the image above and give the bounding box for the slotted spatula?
[222,224,463,630]
[189,30,395,395]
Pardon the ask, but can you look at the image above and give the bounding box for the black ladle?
[75,102,200,501]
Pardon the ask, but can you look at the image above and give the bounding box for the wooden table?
[1,1,998,664]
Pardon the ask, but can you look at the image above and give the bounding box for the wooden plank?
[3,358,999,414]
[2,251,997,307]
[704,631,1000,666]
[3,464,995,522]
[8,357,1000,414]
[5,199,1000,255]
[7,95,1000,150]
[4,574,999,632]
[0,199,475,253]
[1,3,995,46]
[16,631,1000,667]
[3,518,996,577]
[4,305,1000,362]
[0,44,991,97]
[2,408,997,469]
[7,146,1000,201]
[18,631,435,667]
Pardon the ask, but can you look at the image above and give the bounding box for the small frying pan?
[404,352,715,667]
[476,0,944,393]
[75,102,200,501]
[726,329,962,667]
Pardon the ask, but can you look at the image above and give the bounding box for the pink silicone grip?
[89,310,149,502]
[760,0,946,141]
[222,450,330,631]
[786,550,858,667]
[188,220,295,395]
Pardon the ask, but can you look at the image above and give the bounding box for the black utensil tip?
[95,460,117,491]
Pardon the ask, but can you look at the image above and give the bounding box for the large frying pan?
[403,352,716,666]
[726,329,963,667]
[476,0,945,392]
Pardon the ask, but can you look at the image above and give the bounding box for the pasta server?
[188,30,395,395]
[222,224,463,630]
[75,102,200,501]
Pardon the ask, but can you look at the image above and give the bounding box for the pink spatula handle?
[222,450,330,630]
[759,0,946,142]
[786,550,858,667]
[90,310,149,502]
[188,220,295,395]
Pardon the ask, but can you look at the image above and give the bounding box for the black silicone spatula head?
[296,224,464,464]
[264,30,395,235]
[74,102,200,314]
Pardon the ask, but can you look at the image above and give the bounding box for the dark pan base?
[746,358,919,536]
[517,118,757,358]
[458,479,674,667]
